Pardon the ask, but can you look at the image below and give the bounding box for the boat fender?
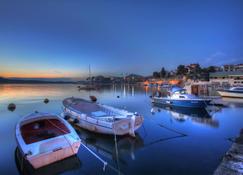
[74,118,79,124]
[129,115,136,137]
[64,115,70,120]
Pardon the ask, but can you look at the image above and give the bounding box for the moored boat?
[62,97,144,137]
[152,86,211,108]
[217,87,243,98]
[15,112,81,169]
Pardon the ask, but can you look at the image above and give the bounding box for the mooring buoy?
[90,96,97,102]
[44,98,49,104]
[8,103,16,112]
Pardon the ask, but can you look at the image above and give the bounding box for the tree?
[207,66,216,73]
[153,71,160,78]
[176,65,188,75]
[160,67,166,78]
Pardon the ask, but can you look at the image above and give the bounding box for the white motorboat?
[62,97,144,137]
[217,87,243,98]
[152,86,211,108]
[15,112,81,169]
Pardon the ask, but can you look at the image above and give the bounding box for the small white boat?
[62,97,144,137]
[15,112,81,169]
[217,87,243,98]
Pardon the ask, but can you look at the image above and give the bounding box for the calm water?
[0,84,243,175]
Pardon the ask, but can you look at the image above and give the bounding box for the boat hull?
[217,90,243,98]
[152,97,211,108]
[62,111,143,137]
[24,142,80,169]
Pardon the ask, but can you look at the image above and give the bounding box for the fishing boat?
[152,86,211,108]
[217,86,243,98]
[15,112,81,169]
[62,97,144,137]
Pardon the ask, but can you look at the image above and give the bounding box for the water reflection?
[222,97,243,108]
[15,147,81,175]
[74,126,144,163]
[0,84,242,175]
[152,104,220,128]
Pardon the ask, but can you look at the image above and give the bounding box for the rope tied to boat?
[80,141,108,171]
[47,118,108,171]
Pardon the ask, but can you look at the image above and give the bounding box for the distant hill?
[0,77,76,84]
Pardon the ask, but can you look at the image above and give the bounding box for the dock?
[214,129,243,175]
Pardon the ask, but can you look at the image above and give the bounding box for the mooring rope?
[157,123,187,136]
[47,118,109,171]
[80,141,108,171]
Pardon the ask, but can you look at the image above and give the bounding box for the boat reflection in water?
[15,147,81,175]
[153,104,220,128]
[222,97,243,108]
[74,125,144,164]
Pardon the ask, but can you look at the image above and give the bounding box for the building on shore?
[209,71,243,86]
[223,64,243,72]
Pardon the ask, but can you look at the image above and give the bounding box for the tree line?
[152,64,216,80]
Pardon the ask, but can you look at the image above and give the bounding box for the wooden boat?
[15,147,81,175]
[217,87,243,98]
[15,112,81,169]
[62,97,144,137]
[152,86,211,108]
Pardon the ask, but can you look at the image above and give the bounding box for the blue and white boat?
[217,87,243,98]
[152,86,211,108]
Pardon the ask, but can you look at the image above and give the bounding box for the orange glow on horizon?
[0,72,76,79]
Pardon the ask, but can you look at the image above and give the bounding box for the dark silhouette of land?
[0,77,76,84]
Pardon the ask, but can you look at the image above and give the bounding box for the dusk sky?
[0,0,243,78]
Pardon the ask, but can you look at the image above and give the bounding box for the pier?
[214,129,243,175]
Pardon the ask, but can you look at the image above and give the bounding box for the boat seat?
[91,111,107,117]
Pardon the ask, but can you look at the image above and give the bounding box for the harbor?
[0,0,243,174]
[0,84,243,175]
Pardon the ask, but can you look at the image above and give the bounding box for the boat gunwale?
[16,113,80,157]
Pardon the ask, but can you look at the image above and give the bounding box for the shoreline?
[214,129,243,175]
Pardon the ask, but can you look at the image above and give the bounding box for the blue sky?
[0,0,242,78]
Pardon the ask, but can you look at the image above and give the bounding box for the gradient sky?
[0,0,243,78]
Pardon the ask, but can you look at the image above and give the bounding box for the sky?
[0,0,243,79]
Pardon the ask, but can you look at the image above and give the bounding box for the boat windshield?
[20,118,70,144]
[230,87,243,91]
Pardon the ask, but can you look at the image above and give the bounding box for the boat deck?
[21,119,70,144]
[64,98,112,117]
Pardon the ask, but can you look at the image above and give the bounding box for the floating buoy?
[44,98,49,104]
[151,108,155,114]
[117,96,120,98]
[89,96,97,102]
[8,103,16,112]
